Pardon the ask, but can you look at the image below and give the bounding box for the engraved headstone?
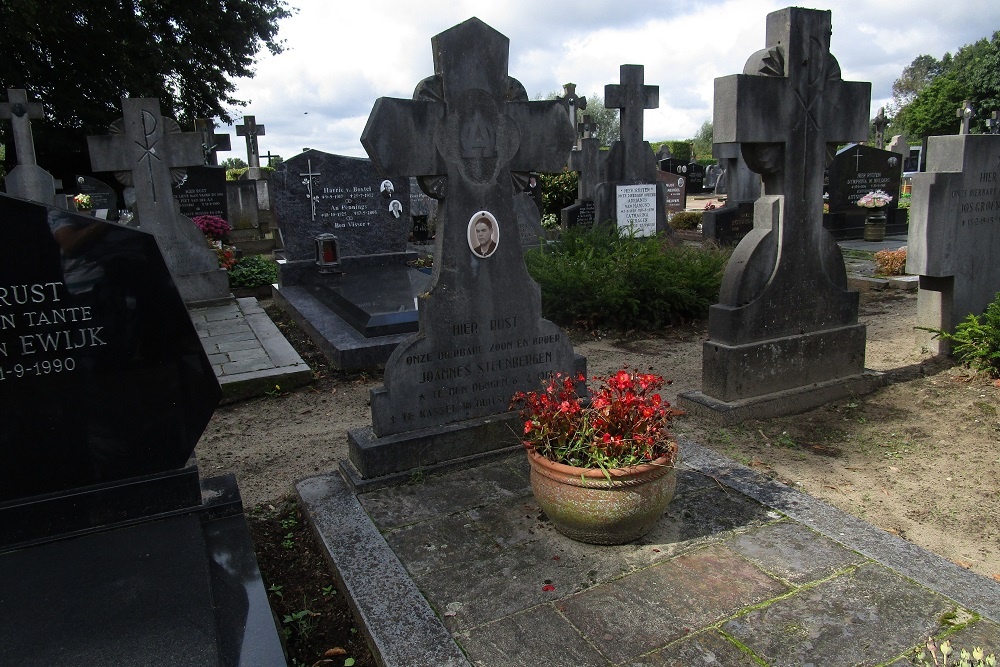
[703,143,762,246]
[86,97,229,304]
[657,170,687,216]
[174,165,230,220]
[348,17,584,479]
[679,7,875,423]
[74,175,118,219]
[907,133,1000,354]
[0,193,282,665]
[824,142,905,239]
[594,65,670,237]
[562,116,606,228]
[0,89,58,206]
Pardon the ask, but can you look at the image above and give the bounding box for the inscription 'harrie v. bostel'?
[680,8,875,421]
[359,18,581,440]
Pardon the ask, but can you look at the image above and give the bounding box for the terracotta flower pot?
[526,447,680,545]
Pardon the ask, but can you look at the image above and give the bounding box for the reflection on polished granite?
[303,264,431,338]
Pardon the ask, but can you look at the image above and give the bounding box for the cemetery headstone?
[873,106,888,149]
[988,111,999,135]
[0,89,58,206]
[907,133,1000,354]
[686,161,706,193]
[678,7,876,424]
[236,114,266,179]
[349,17,585,479]
[657,170,687,216]
[194,118,231,166]
[0,193,283,664]
[824,143,905,239]
[704,163,721,190]
[562,115,606,228]
[957,100,974,135]
[87,97,230,304]
[887,133,909,156]
[702,143,761,246]
[74,174,118,219]
[594,65,670,237]
[175,165,230,220]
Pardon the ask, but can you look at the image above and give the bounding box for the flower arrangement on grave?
[191,214,232,242]
[73,193,92,211]
[857,190,894,208]
[510,370,682,544]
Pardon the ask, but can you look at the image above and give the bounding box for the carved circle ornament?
[107,112,190,188]
[468,210,499,258]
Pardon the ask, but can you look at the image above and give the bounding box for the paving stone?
[726,520,869,585]
[205,320,253,336]
[385,512,502,578]
[723,562,955,666]
[556,544,789,664]
[634,629,763,666]
[217,339,261,354]
[202,331,257,346]
[226,347,268,363]
[222,358,273,374]
[361,459,529,529]
[455,604,608,667]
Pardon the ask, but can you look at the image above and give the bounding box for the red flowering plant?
[510,370,681,473]
[191,214,231,242]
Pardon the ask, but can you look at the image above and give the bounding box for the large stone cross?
[236,115,265,168]
[359,17,578,437]
[605,65,658,182]
[714,7,869,287]
[559,82,587,143]
[957,100,974,135]
[569,136,605,203]
[873,107,888,149]
[194,118,231,166]
[87,98,227,303]
[0,89,57,204]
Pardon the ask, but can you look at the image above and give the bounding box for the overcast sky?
[218,0,1000,162]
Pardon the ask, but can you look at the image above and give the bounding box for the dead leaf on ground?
[802,443,842,457]
[953,559,973,569]
[324,648,347,657]
[992,573,1000,583]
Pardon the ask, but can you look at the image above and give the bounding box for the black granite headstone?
[0,193,284,665]
[686,162,706,193]
[562,200,596,228]
[175,165,230,220]
[827,143,902,212]
[74,174,118,218]
[657,170,687,214]
[702,201,755,246]
[272,149,411,261]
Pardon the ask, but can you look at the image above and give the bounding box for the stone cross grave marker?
[353,17,582,476]
[193,118,231,166]
[957,100,974,135]
[873,107,888,149]
[680,7,873,419]
[907,133,1000,354]
[987,111,999,135]
[559,82,587,144]
[87,97,228,303]
[595,65,666,236]
[0,89,57,205]
[236,115,265,169]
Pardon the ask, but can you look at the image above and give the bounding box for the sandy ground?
[196,288,1000,580]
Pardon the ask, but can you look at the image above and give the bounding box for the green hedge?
[525,227,730,330]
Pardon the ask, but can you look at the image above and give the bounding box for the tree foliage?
[891,31,1000,140]
[582,95,620,148]
[1,0,292,168]
[691,121,713,162]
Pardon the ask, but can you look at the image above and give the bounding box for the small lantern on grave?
[315,233,340,273]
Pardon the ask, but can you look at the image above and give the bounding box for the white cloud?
[218,0,1000,161]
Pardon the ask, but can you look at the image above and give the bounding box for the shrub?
[192,214,231,242]
[229,255,279,289]
[538,169,577,216]
[937,291,1000,378]
[524,226,730,330]
[668,211,702,230]
[874,247,907,276]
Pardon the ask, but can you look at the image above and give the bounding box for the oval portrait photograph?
[468,211,499,258]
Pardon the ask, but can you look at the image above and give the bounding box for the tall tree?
[582,95,620,148]
[691,121,713,161]
[1,0,291,171]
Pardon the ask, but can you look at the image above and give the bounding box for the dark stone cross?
[569,134,605,203]
[559,82,587,144]
[989,111,1000,135]
[236,115,266,168]
[263,150,279,166]
[0,89,57,204]
[577,113,596,140]
[87,98,228,303]
[957,100,974,135]
[699,7,871,400]
[359,17,579,437]
[604,65,658,182]
[872,107,888,149]
[193,118,231,166]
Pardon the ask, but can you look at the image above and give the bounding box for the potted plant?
[510,370,682,545]
[857,190,894,242]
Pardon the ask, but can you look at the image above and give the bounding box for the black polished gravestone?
[270,149,422,368]
[823,142,907,239]
[348,17,585,481]
[175,165,230,220]
[0,194,284,665]
[74,174,119,219]
[679,7,879,425]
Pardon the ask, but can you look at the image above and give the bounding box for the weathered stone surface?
[907,134,1000,353]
